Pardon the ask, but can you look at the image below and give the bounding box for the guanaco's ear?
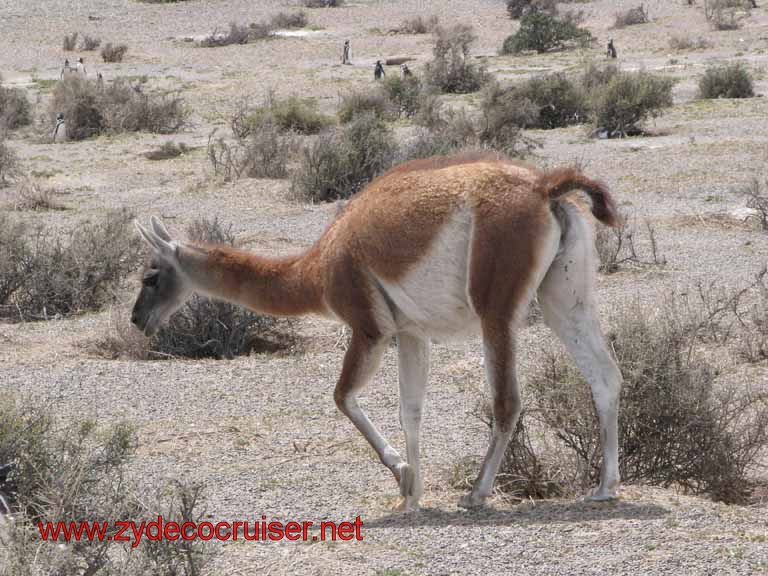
[150,216,172,242]
[135,219,176,260]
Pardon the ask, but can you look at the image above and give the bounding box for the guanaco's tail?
[538,167,620,228]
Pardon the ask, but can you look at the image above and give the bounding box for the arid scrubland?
[1,1,768,575]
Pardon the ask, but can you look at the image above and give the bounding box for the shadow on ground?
[363,498,669,530]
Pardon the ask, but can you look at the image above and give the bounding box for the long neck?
[176,243,326,317]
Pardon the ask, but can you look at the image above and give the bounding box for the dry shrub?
[338,89,396,123]
[0,397,214,574]
[62,32,78,51]
[0,210,142,321]
[424,24,490,94]
[0,78,32,130]
[303,0,342,6]
[0,214,26,304]
[149,218,295,359]
[270,11,308,29]
[101,42,129,62]
[50,76,103,140]
[395,15,439,34]
[501,12,593,54]
[292,112,396,201]
[698,63,754,99]
[0,133,19,186]
[208,117,294,180]
[100,79,187,133]
[741,179,768,231]
[80,35,101,51]
[457,408,572,501]
[587,69,674,137]
[705,0,751,29]
[669,35,713,51]
[144,141,188,160]
[50,76,187,140]
[613,4,649,28]
[524,301,768,504]
[506,0,559,19]
[5,177,65,211]
[595,213,665,273]
[200,22,268,46]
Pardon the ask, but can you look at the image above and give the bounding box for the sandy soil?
[2,1,768,574]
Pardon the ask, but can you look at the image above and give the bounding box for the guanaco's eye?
[142,270,160,287]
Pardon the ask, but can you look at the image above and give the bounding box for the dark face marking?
[130,259,189,336]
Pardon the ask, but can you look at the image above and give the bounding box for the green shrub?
[506,0,559,19]
[0,397,214,573]
[492,73,587,129]
[381,75,423,118]
[501,12,593,54]
[588,70,674,137]
[338,89,396,123]
[403,108,481,160]
[479,82,539,147]
[270,96,333,133]
[292,112,396,201]
[406,94,536,159]
[233,95,332,136]
[424,24,490,94]
[698,63,754,99]
[581,62,620,92]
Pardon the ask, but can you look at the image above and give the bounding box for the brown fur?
[188,157,618,344]
[537,167,620,228]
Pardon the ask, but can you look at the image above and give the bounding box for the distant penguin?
[60,58,71,79]
[374,60,385,80]
[342,40,351,65]
[607,38,617,59]
[76,57,87,76]
[52,113,67,143]
[401,64,412,78]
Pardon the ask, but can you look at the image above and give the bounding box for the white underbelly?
[376,208,480,340]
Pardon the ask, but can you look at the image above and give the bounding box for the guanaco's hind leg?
[459,319,522,509]
[537,216,623,500]
[395,332,429,511]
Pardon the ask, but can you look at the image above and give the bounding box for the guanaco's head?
[131,217,192,336]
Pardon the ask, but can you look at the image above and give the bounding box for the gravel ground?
[2,1,768,574]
